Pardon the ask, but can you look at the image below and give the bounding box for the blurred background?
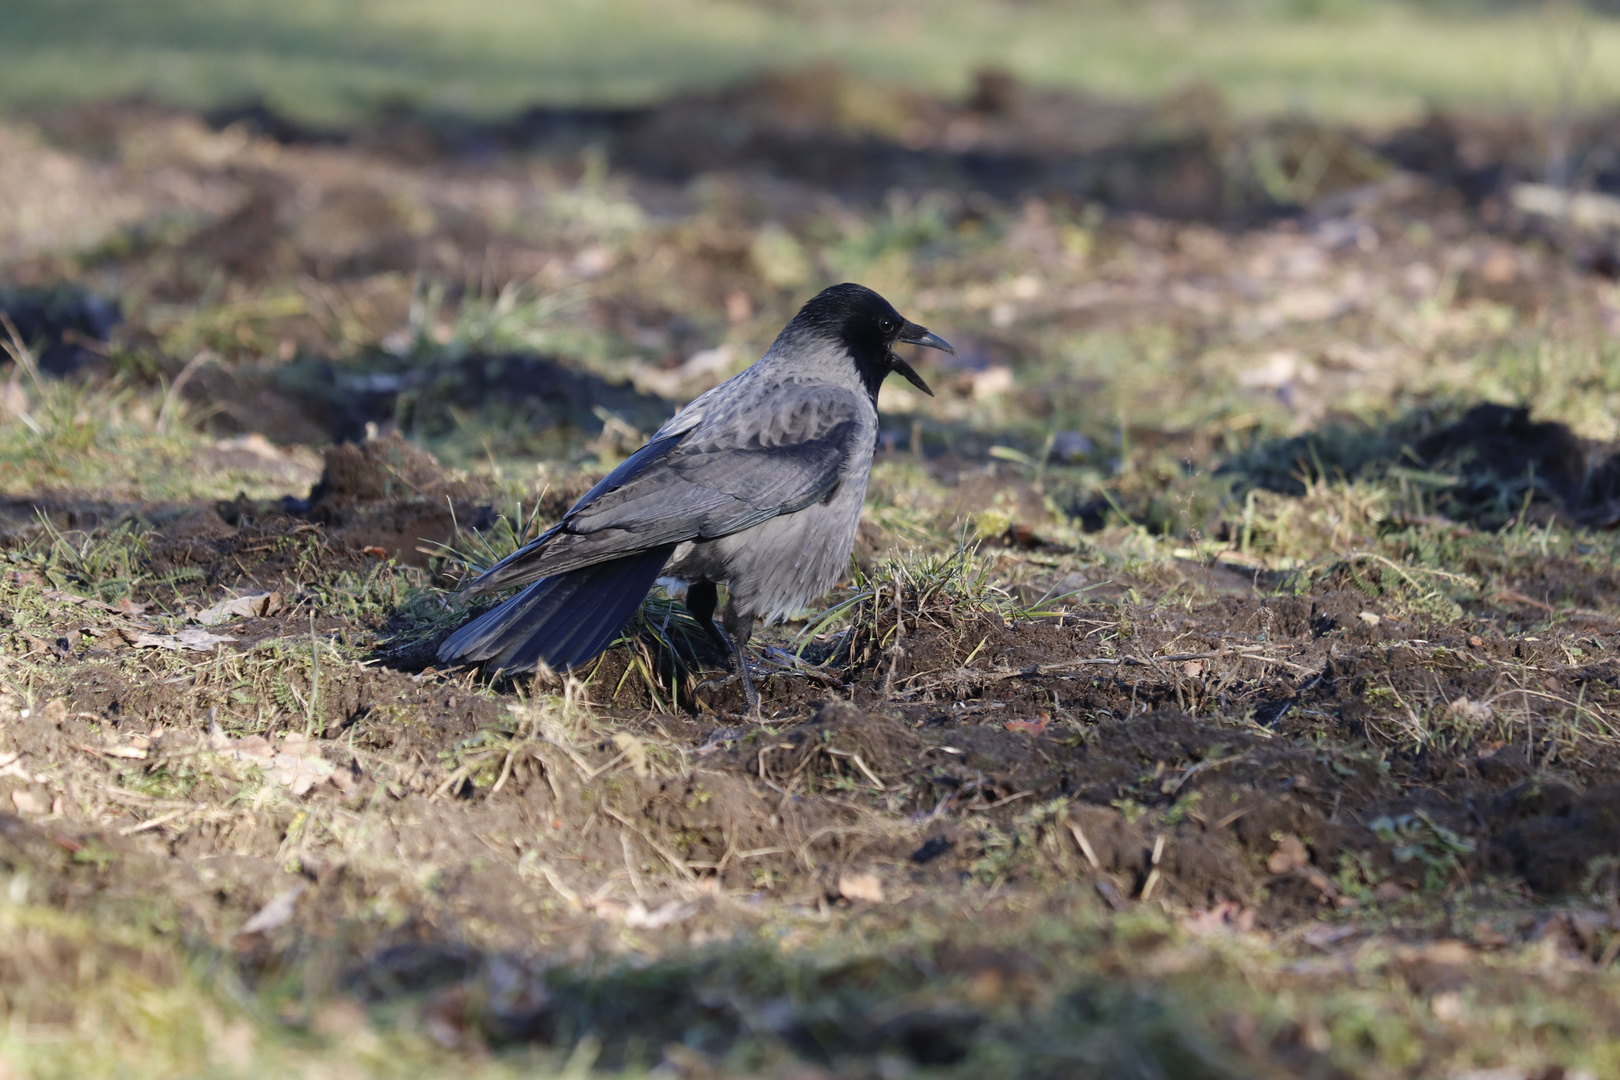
[6,0,1620,122]
[2,0,1620,538]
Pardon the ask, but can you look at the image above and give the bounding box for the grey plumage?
[436,282,955,713]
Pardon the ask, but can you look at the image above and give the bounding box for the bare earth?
[4,70,1620,1077]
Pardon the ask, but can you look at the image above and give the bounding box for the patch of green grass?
[797,530,1011,665]
[0,372,301,502]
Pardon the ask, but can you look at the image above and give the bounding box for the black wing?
[462,387,864,594]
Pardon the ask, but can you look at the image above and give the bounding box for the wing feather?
[460,385,865,593]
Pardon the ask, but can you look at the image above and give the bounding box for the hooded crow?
[435,282,955,713]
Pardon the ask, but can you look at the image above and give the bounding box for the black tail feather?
[437,546,674,675]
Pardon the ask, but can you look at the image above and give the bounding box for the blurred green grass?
[3,0,1618,125]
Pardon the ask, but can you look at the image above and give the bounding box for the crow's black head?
[790,283,954,400]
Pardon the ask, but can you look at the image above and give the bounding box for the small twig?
[825,748,887,790]
[1215,805,1255,830]
[119,807,195,836]
[306,610,321,737]
[966,790,1033,812]
[1068,820,1102,871]
[0,312,47,396]
[535,861,584,911]
[1140,835,1166,901]
[621,832,649,900]
[155,350,219,434]
[490,749,516,794]
[77,743,148,761]
[602,805,697,883]
[0,312,45,434]
[432,763,475,798]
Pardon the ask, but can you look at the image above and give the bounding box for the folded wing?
[461,385,864,595]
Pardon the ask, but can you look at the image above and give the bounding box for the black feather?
[436,545,674,675]
[464,431,689,597]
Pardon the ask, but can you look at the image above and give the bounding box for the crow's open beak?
[892,320,955,396]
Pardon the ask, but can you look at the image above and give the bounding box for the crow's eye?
[880,316,897,335]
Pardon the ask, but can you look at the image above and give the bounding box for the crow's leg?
[686,582,759,716]
[684,581,730,655]
[722,602,759,717]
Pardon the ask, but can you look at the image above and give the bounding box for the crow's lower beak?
[892,321,954,396]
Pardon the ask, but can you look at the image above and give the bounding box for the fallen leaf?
[360,545,389,558]
[267,753,336,796]
[194,591,283,626]
[239,883,307,935]
[1005,714,1049,735]
[215,734,274,762]
[1182,660,1204,677]
[10,790,46,815]
[276,732,323,757]
[126,627,235,651]
[838,870,885,904]
[1268,834,1309,874]
[41,589,149,617]
[211,730,342,796]
[1468,635,1485,648]
[1357,611,1381,626]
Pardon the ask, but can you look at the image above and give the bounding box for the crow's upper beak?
[891,320,955,396]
